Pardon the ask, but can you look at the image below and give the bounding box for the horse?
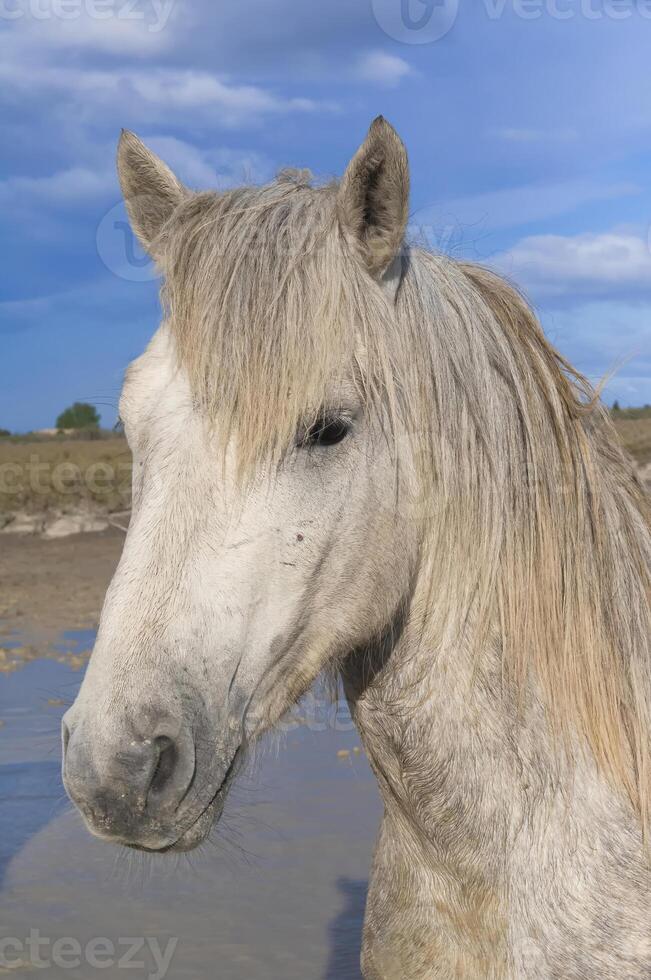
[63,117,651,978]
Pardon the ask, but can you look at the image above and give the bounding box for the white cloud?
[122,70,312,113]
[491,230,651,300]
[355,51,411,88]
[1,0,179,57]
[0,61,332,127]
[11,14,171,57]
[0,166,114,208]
[144,136,273,188]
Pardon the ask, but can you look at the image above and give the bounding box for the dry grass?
[0,437,132,514]
[614,417,651,467]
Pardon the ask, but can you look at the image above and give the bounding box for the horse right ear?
[117,130,187,257]
[337,116,410,282]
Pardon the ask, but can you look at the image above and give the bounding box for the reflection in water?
[0,760,63,889]
[0,632,381,979]
[324,877,368,979]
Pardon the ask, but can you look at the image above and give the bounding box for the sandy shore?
[0,528,124,658]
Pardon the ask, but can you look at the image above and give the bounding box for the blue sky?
[2,0,651,431]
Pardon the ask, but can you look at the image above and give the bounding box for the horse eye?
[302,417,351,448]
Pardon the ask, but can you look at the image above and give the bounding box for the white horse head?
[63,119,422,851]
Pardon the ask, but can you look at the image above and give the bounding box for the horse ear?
[337,116,409,281]
[117,130,187,256]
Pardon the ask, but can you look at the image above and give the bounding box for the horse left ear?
[337,116,410,281]
[117,130,187,258]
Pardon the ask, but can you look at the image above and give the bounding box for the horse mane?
[159,175,651,829]
[427,259,651,830]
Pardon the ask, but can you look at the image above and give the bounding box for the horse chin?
[165,802,217,852]
[123,803,217,854]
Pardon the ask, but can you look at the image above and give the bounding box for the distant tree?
[612,400,621,412]
[0,428,10,438]
[56,402,100,430]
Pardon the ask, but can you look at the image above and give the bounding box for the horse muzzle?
[62,705,238,852]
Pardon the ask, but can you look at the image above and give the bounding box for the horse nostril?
[64,716,197,839]
[148,735,179,798]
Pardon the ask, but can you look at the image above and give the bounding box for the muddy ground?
[0,529,124,671]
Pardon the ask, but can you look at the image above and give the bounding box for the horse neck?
[341,589,523,854]
[340,564,649,976]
